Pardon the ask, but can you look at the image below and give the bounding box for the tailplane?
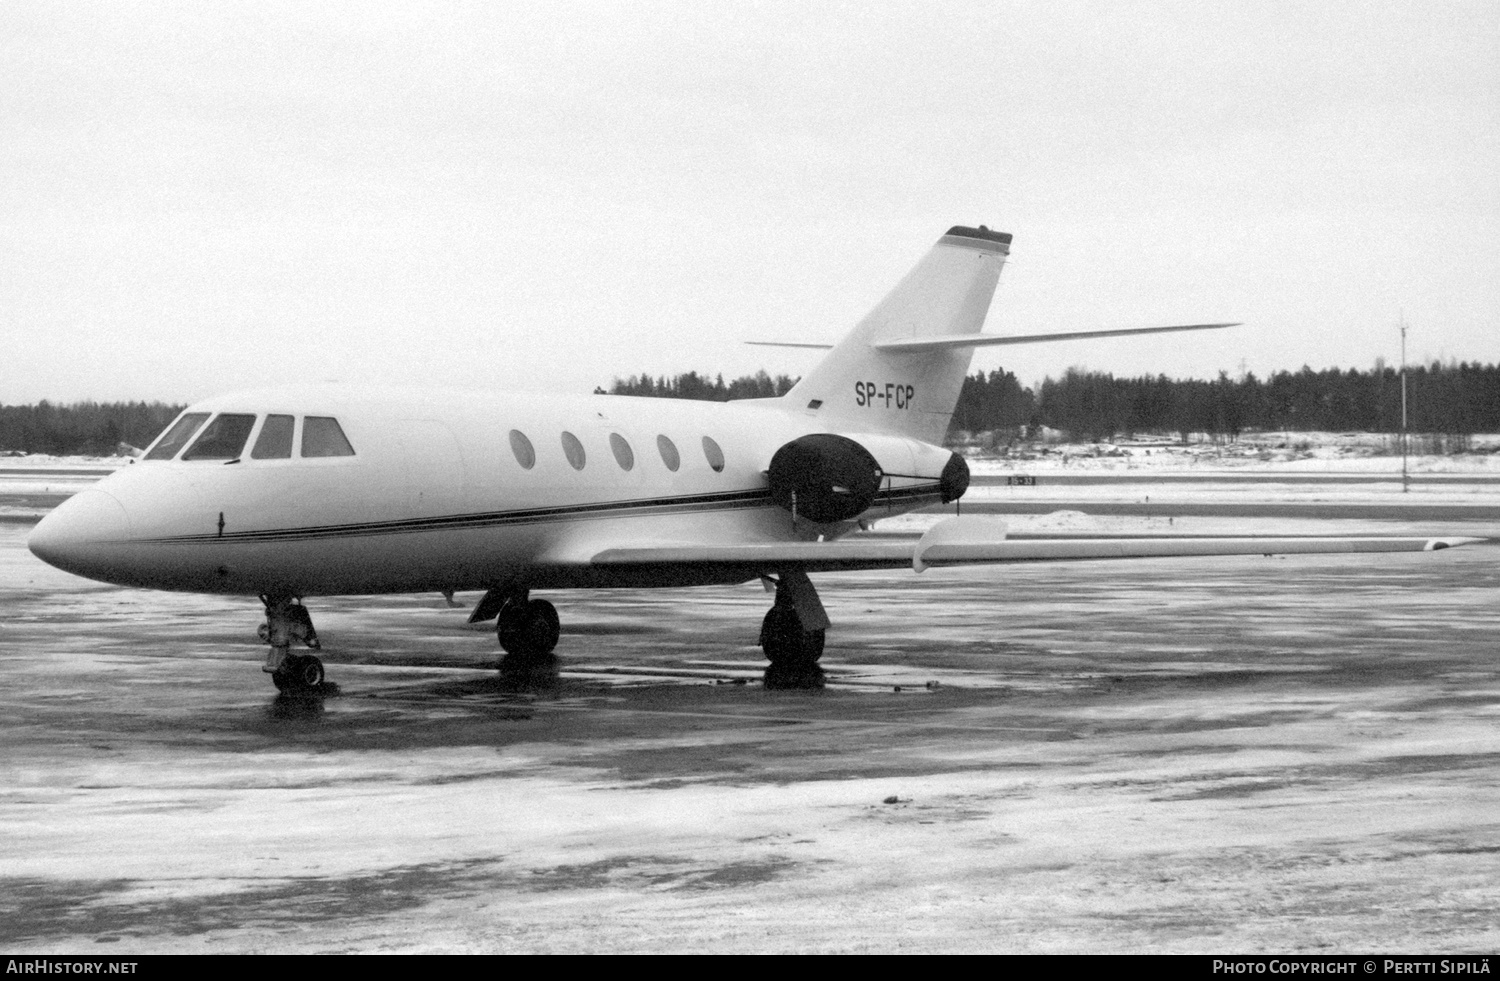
[782,225,1010,444]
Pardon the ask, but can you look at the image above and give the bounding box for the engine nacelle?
[768,434,883,524]
[939,448,970,504]
[767,432,971,524]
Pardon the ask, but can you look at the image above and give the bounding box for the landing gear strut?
[260,597,324,694]
[761,570,828,689]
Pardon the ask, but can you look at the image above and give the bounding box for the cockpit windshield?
[182,413,258,461]
[143,413,211,460]
[142,412,354,461]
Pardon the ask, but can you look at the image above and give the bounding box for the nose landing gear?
[260,597,325,694]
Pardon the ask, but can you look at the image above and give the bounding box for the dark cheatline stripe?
[142,489,770,544]
[138,480,947,546]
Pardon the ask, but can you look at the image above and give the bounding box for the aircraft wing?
[591,517,1484,575]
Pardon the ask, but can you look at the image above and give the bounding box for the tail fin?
[784,225,1010,444]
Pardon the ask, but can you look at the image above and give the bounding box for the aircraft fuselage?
[28,386,954,597]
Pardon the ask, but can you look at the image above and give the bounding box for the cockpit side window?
[182,414,258,461]
[301,416,356,457]
[143,412,211,460]
[251,414,295,459]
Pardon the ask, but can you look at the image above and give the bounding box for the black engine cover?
[768,434,884,524]
[939,450,970,503]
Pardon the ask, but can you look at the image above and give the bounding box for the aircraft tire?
[273,654,324,693]
[497,598,561,657]
[761,608,823,667]
[525,599,561,655]
[805,628,825,662]
[496,600,530,655]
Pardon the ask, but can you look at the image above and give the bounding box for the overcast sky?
[3,0,1496,404]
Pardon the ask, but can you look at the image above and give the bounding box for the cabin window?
[251,414,295,459]
[182,413,258,461]
[561,431,586,470]
[702,435,725,473]
[144,412,210,460]
[301,416,356,457]
[656,435,680,472]
[609,433,634,471]
[509,430,535,470]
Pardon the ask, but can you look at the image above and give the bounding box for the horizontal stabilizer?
[872,322,1240,353]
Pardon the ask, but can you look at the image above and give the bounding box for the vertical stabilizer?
[784,225,1010,444]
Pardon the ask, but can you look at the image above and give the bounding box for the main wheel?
[496,599,530,654]
[497,598,560,657]
[761,606,823,666]
[523,599,561,655]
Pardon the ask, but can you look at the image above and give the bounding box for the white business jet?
[26,226,1478,692]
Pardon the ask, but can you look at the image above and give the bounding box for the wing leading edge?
[591,517,1484,575]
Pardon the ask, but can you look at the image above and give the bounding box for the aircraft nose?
[28,489,133,572]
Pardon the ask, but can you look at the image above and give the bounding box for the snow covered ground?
[962,431,1500,475]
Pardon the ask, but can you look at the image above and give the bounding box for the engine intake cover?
[940,451,970,503]
[768,434,883,524]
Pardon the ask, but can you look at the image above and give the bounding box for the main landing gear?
[469,577,831,689]
[760,570,829,690]
[468,588,561,679]
[260,597,325,694]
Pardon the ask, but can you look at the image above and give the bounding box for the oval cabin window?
[509,430,535,470]
[561,431,586,471]
[656,435,680,472]
[702,436,725,473]
[609,433,634,471]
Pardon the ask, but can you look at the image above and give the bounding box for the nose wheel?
[271,653,325,693]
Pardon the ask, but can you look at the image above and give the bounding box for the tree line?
[2,361,1494,455]
[1011,362,1500,442]
[603,369,798,401]
[609,362,1500,443]
[0,401,184,456]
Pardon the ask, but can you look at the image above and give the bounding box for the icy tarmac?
[2,500,1499,952]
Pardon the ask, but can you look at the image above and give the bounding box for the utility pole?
[1400,313,1409,493]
